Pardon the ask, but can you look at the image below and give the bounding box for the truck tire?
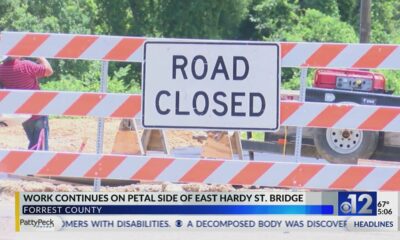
[312,128,378,164]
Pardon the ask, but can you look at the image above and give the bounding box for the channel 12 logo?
[338,192,377,216]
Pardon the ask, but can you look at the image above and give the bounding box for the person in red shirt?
[0,56,53,150]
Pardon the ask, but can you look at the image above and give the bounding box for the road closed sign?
[142,41,280,131]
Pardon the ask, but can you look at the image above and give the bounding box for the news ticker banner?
[15,191,399,232]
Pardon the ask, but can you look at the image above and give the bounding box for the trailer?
[244,68,400,164]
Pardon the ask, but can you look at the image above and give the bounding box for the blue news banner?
[15,191,398,232]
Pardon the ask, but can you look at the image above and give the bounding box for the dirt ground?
[0,117,203,153]
[0,117,232,199]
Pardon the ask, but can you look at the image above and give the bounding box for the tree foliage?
[0,0,400,92]
[370,0,400,43]
[248,0,300,40]
[283,9,358,42]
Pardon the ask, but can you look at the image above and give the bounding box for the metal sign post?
[294,68,308,161]
[94,61,109,192]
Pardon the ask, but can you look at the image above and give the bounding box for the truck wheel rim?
[325,129,363,154]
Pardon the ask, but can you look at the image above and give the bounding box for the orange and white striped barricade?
[2,32,400,69]
[0,149,398,191]
[2,32,400,190]
[1,89,400,132]
[3,32,400,159]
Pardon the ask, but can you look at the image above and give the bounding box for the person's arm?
[36,57,53,77]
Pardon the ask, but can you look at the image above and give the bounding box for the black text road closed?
[142,41,280,131]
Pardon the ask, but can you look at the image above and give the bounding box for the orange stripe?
[307,105,353,128]
[380,170,400,191]
[0,91,10,101]
[55,36,98,58]
[179,160,223,183]
[303,44,346,67]
[63,93,105,116]
[0,151,33,173]
[111,95,141,118]
[84,155,126,178]
[15,92,58,114]
[279,164,323,187]
[37,153,79,176]
[358,108,400,130]
[131,158,174,181]
[280,101,302,124]
[103,38,145,61]
[352,45,397,68]
[229,162,273,185]
[7,34,49,56]
[329,166,373,189]
[280,43,297,58]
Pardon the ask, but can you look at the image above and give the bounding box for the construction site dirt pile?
[0,117,203,152]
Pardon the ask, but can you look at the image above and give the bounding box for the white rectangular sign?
[142,41,280,130]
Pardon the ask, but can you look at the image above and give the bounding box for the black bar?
[305,88,400,107]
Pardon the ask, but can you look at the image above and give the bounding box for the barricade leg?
[112,119,144,155]
[201,131,243,159]
[141,129,169,155]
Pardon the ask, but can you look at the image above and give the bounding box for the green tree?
[299,0,340,17]
[245,0,300,40]
[127,0,250,39]
[283,9,358,42]
[336,0,358,28]
[370,0,400,43]
[95,0,133,35]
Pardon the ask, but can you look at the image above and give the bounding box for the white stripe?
[282,43,321,67]
[204,161,248,184]
[333,105,378,129]
[155,158,197,182]
[107,156,149,180]
[61,154,101,176]
[88,94,129,117]
[31,34,74,58]
[254,163,297,186]
[282,102,326,127]
[0,90,33,113]
[39,91,81,115]
[378,46,400,69]
[0,32,25,56]
[328,44,371,68]
[0,151,9,160]
[354,167,399,191]
[305,165,349,189]
[80,36,121,60]
[15,151,55,175]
